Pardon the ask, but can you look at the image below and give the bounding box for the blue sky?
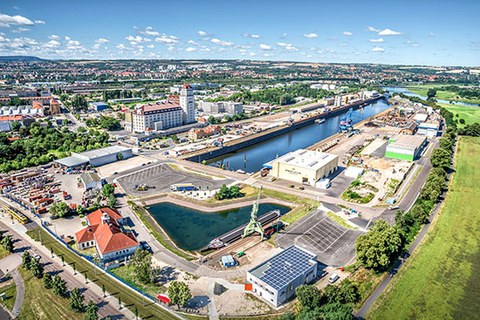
[0,0,479,66]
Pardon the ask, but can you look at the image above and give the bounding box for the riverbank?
[406,84,480,105]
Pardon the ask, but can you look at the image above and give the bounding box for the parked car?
[328,273,340,283]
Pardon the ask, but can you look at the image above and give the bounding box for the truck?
[63,191,71,200]
[170,183,196,192]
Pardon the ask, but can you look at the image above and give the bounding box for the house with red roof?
[75,208,139,262]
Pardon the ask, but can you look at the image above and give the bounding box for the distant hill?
[0,56,46,62]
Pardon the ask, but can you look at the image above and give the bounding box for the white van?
[328,273,340,283]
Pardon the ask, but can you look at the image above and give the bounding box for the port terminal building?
[247,245,319,307]
[266,149,338,186]
[385,135,427,161]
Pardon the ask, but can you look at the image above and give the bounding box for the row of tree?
[213,84,332,106]
[22,249,99,319]
[0,231,14,253]
[207,112,248,125]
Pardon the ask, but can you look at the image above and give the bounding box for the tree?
[430,148,452,169]
[84,300,99,320]
[22,251,32,269]
[116,152,124,161]
[108,194,117,207]
[49,201,70,218]
[279,312,296,320]
[295,285,321,310]
[70,287,85,312]
[102,184,115,198]
[76,205,84,215]
[131,249,153,284]
[43,273,53,289]
[337,279,359,304]
[355,219,403,271]
[52,275,68,297]
[427,88,437,99]
[30,257,44,278]
[1,235,14,253]
[167,281,192,307]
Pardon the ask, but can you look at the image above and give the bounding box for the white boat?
[315,118,326,124]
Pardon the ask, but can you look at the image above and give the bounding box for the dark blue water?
[384,86,479,107]
[147,202,290,251]
[208,99,390,172]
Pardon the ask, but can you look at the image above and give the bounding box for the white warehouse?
[247,245,319,307]
[55,145,133,168]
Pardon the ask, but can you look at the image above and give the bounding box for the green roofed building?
[385,135,427,161]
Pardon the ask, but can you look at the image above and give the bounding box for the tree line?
[0,121,109,173]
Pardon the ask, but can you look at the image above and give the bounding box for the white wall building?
[247,245,319,307]
[180,84,196,124]
[132,101,183,132]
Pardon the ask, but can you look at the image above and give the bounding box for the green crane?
[242,187,264,239]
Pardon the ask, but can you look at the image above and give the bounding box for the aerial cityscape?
[0,1,479,320]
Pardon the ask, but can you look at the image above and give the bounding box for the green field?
[369,137,480,320]
[440,103,480,128]
[18,268,83,320]
[407,85,480,105]
[0,279,16,312]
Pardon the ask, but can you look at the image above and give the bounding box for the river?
[207,98,391,172]
[384,86,479,107]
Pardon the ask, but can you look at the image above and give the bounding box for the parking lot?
[116,163,233,196]
[276,210,364,267]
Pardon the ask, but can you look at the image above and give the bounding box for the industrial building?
[267,149,338,186]
[247,245,319,307]
[199,101,244,115]
[385,135,427,161]
[55,145,132,168]
[80,171,102,190]
[126,84,195,133]
[417,121,439,138]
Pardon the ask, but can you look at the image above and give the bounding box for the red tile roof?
[75,207,139,255]
[86,207,122,226]
[140,100,180,113]
[0,115,23,121]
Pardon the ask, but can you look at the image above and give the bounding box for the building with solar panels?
[246,245,319,306]
[267,149,338,186]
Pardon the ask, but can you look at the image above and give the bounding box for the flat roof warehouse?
[55,145,132,168]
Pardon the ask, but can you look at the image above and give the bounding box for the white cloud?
[210,38,233,46]
[45,40,60,49]
[187,40,198,45]
[343,31,353,36]
[259,43,271,50]
[429,32,435,37]
[95,38,109,44]
[378,28,402,36]
[263,53,273,57]
[185,47,197,52]
[304,33,319,38]
[33,20,45,24]
[276,42,298,51]
[244,33,260,38]
[367,26,380,32]
[372,46,385,52]
[369,38,384,43]
[197,30,208,37]
[155,34,178,44]
[0,14,34,27]
[116,44,127,50]
[12,27,30,33]
[49,34,59,40]
[141,26,160,36]
[147,44,155,49]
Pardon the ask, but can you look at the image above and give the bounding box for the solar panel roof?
[248,245,317,290]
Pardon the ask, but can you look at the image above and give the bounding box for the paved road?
[11,269,24,318]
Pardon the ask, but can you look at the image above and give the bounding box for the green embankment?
[27,227,180,320]
[407,85,480,105]
[440,103,480,128]
[369,137,480,320]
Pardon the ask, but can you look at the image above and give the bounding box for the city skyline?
[0,0,479,66]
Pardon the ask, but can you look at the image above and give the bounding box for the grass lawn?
[111,264,165,298]
[369,137,480,320]
[261,188,318,225]
[407,85,480,104]
[27,227,180,320]
[440,103,480,128]
[0,245,10,259]
[326,211,357,230]
[17,268,83,320]
[0,279,16,312]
